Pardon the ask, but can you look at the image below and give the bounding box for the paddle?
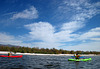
[71,56,85,59]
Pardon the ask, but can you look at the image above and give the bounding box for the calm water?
[0,55,100,69]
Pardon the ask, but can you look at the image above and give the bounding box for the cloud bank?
[23,0,100,50]
[0,33,21,45]
[0,0,100,51]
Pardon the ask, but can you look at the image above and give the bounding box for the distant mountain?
[0,44,21,47]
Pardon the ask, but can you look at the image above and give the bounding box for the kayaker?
[8,52,12,56]
[75,53,80,59]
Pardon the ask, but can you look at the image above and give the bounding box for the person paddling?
[75,53,80,59]
[8,52,12,56]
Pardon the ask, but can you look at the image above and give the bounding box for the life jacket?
[75,55,80,59]
[8,53,10,56]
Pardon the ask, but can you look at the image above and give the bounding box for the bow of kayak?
[0,55,23,58]
[68,58,91,61]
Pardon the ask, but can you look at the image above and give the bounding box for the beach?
[0,51,99,56]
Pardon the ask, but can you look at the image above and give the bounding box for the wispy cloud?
[0,33,21,45]
[0,32,31,47]
[31,42,64,49]
[61,21,84,33]
[3,12,16,16]
[11,6,38,19]
[79,27,100,41]
[90,38,100,41]
[63,41,100,51]
[59,0,100,31]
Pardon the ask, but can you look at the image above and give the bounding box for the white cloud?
[90,38,100,41]
[0,33,32,47]
[57,0,100,33]
[0,33,21,45]
[25,22,56,42]
[56,0,100,43]
[79,27,100,40]
[24,21,80,43]
[11,6,38,19]
[61,21,84,33]
[24,22,100,50]
[24,21,81,48]
[31,42,65,49]
[64,42,100,51]
[54,31,79,42]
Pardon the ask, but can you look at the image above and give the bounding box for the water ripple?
[0,55,100,69]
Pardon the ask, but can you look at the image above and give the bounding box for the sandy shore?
[0,51,99,56]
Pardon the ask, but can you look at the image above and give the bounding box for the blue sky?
[0,0,100,51]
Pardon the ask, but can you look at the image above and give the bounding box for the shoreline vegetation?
[0,46,100,56]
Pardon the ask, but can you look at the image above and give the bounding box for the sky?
[0,0,100,51]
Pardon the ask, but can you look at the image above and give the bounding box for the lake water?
[0,55,100,69]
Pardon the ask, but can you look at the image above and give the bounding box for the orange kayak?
[0,55,23,58]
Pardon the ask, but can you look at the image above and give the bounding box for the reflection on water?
[0,55,100,69]
[75,62,79,69]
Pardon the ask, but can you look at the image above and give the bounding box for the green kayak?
[68,58,92,61]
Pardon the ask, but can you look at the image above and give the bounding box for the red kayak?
[0,55,23,58]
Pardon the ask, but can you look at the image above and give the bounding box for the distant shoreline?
[0,51,100,56]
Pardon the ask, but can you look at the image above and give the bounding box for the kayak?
[0,55,23,58]
[68,58,92,61]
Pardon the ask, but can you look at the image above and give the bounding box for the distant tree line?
[0,46,100,54]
